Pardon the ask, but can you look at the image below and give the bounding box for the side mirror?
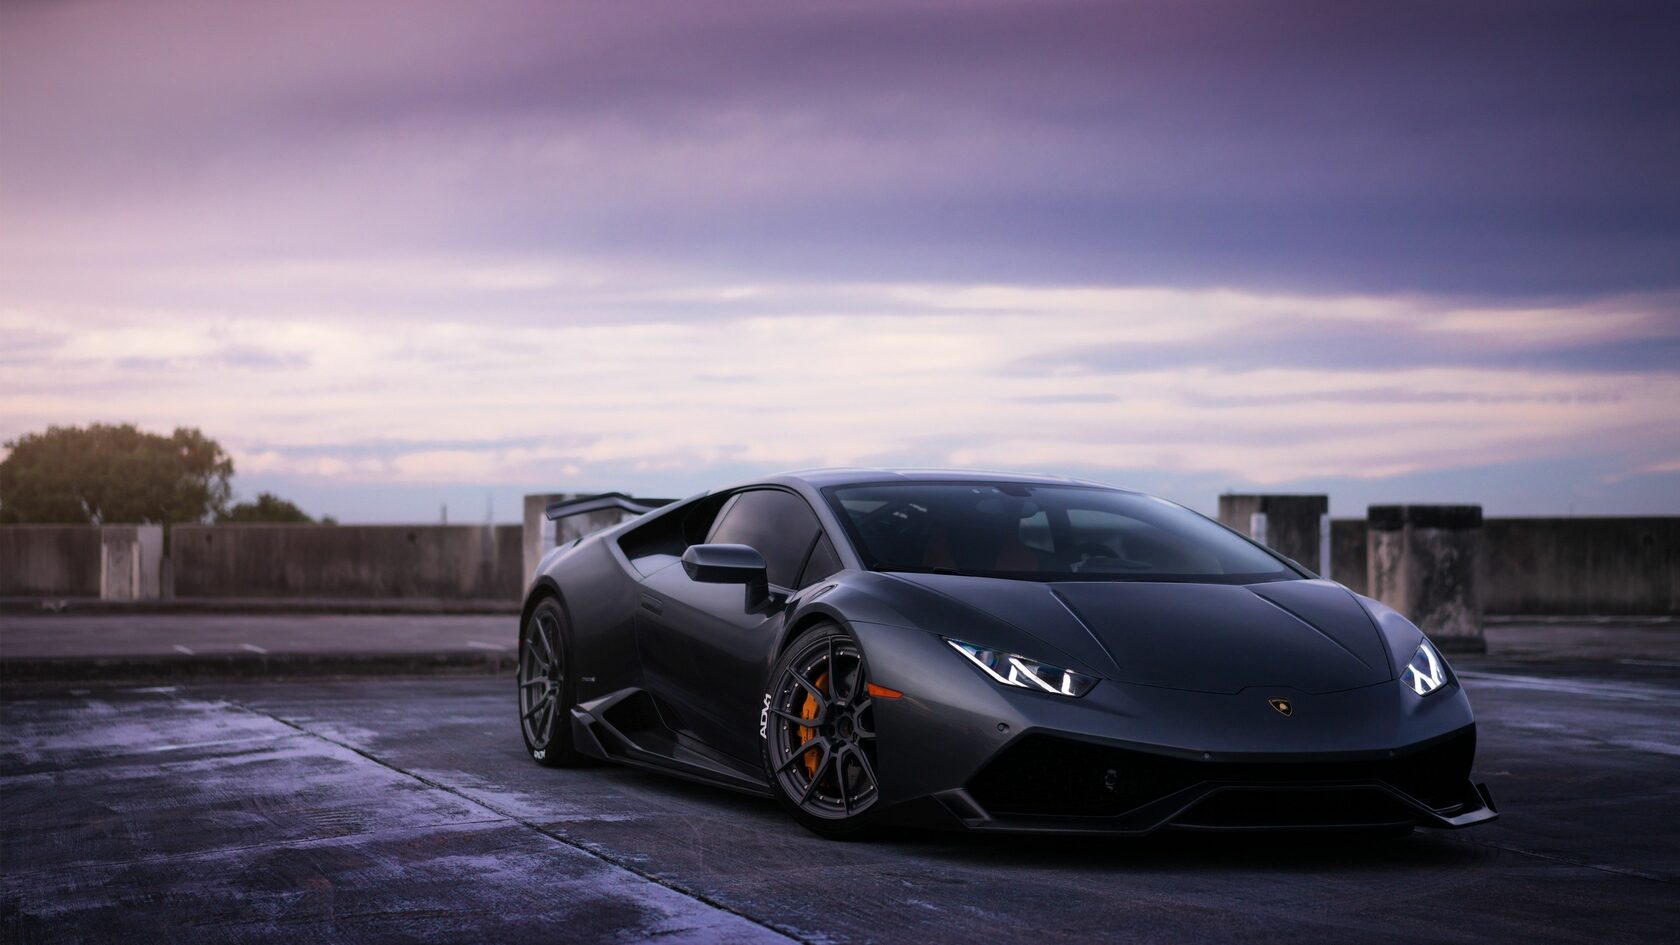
[682,543,767,583]
[682,544,772,610]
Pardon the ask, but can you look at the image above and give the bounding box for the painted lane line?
[172,645,195,656]
[240,643,269,654]
[467,640,509,651]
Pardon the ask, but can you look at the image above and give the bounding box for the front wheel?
[761,623,881,839]
[518,598,580,767]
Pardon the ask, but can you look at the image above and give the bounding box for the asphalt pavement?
[3,623,1677,944]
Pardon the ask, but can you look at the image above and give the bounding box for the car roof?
[773,467,1129,490]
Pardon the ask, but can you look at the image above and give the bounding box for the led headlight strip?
[946,639,1097,697]
[1403,639,1448,696]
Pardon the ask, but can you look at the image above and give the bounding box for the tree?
[0,424,234,525]
[219,492,321,524]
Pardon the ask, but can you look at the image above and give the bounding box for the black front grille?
[967,727,1475,819]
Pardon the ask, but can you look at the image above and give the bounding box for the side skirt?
[570,688,774,798]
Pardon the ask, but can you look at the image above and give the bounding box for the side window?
[1018,508,1053,552]
[797,534,842,589]
[617,492,733,563]
[708,490,824,588]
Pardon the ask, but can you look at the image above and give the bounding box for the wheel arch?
[519,576,571,635]
[772,575,919,674]
[761,600,887,837]
[776,602,851,659]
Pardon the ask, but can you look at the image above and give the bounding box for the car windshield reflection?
[826,482,1299,584]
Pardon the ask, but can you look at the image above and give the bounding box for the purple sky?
[2,0,1677,522]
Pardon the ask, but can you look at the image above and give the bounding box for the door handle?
[639,595,664,616]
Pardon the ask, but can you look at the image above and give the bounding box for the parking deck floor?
[2,622,1677,943]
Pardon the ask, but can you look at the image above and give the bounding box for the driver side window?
[707,489,824,589]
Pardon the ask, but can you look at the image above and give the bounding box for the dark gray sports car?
[517,469,1498,838]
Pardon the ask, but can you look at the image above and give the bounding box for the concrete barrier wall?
[11,516,1677,611]
[0,526,104,596]
[1481,517,1678,615]
[171,524,523,600]
[1331,516,1677,615]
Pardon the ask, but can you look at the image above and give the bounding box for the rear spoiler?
[544,492,675,521]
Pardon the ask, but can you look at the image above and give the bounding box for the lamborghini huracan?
[516,470,1497,838]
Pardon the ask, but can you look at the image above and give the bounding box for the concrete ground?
[3,621,1678,943]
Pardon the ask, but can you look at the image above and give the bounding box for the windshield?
[825,482,1299,583]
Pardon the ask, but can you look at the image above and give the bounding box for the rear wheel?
[518,598,579,767]
[762,623,880,839]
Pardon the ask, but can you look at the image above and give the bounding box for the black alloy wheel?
[518,598,578,767]
[762,623,880,838]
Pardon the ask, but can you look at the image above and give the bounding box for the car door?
[635,487,829,764]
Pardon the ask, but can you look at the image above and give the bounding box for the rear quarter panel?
[527,533,646,704]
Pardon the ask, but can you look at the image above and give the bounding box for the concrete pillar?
[521,494,635,589]
[99,525,163,600]
[1218,494,1330,576]
[137,525,162,598]
[1367,505,1484,652]
[1330,519,1370,596]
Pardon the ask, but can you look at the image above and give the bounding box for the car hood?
[885,574,1394,695]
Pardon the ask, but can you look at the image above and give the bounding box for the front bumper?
[930,726,1497,834]
[922,780,1499,835]
[852,621,1499,834]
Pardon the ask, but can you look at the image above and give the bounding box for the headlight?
[1402,639,1448,696]
[946,639,1097,697]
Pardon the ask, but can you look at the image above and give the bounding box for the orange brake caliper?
[797,672,828,777]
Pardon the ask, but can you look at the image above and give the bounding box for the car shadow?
[570,762,1492,873]
[879,823,1493,873]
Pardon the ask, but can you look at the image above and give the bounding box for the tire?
[761,622,880,839]
[518,598,580,767]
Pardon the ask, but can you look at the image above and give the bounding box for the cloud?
[0,326,69,364]
[213,345,311,370]
[1600,457,1680,484]
[1,2,1676,516]
[3,278,1675,493]
[1008,302,1680,375]
[3,1,1677,295]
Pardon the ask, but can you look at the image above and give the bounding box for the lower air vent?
[968,728,1475,819]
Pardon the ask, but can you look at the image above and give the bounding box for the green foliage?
[219,492,318,524]
[0,423,234,526]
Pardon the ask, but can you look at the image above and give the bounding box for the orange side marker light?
[866,682,903,700]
